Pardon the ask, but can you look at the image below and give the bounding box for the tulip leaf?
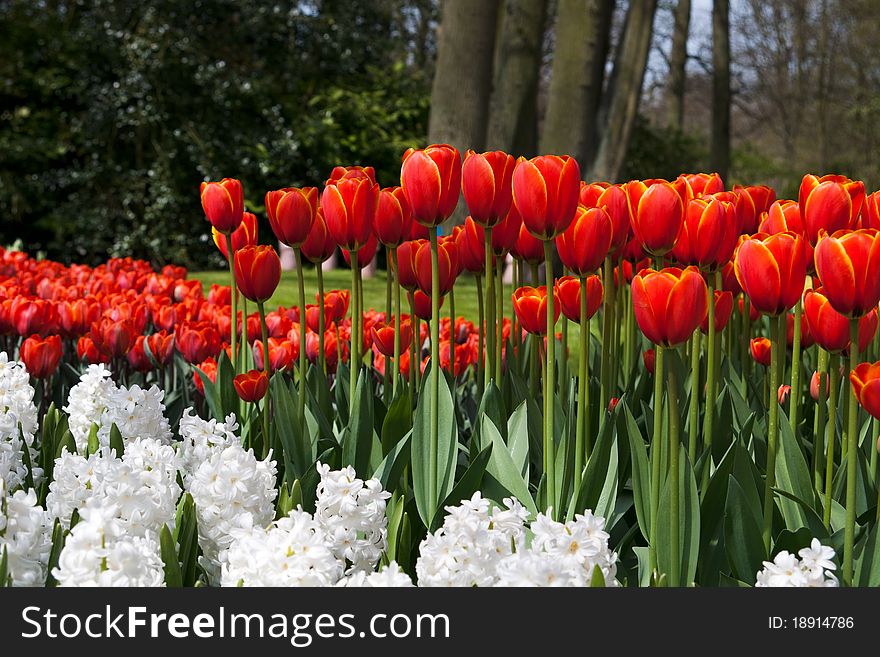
[272,374,312,481]
[623,402,651,541]
[85,422,100,456]
[343,369,375,478]
[160,524,183,588]
[411,364,458,527]
[0,546,9,587]
[432,443,493,531]
[108,422,124,457]
[724,476,766,584]
[855,522,880,586]
[172,493,200,588]
[507,401,530,481]
[567,400,619,520]
[774,414,818,531]
[44,519,65,587]
[480,413,537,516]
[655,445,700,586]
[381,388,412,455]
[373,430,412,493]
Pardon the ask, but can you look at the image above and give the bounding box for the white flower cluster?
[336,562,414,587]
[46,439,180,538]
[176,408,240,485]
[64,364,171,451]
[314,462,390,573]
[0,353,40,491]
[416,493,618,587]
[755,539,839,587]
[52,500,165,587]
[0,481,52,586]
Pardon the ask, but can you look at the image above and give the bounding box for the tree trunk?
[591,0,658,182]
[665,0,691,130]
[711,0,731,181]
[540,0,609,168]
[486,0,548,156]
[428,0,500,152]
[583,0,615,165]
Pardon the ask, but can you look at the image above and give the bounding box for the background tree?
[711,0,730,181]
[665,0,690,130]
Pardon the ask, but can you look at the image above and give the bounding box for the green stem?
[561,313,569,408]
[385,250,393,400]
[241,298,248,374]
[484,229,496,390]
[702,276,718,492]
[257,301,271,459]
[350,258,359,417]
[689,330,701,465]
[543,240,557,516]
[409,294,419,389]
[449,287,456,380]
[316,265,326,375]
[741,296,751,398]
[428,227,441,510]
[294,248,308,420]
[513,260,521,363]
[391,247,401,398]
[600,256,614,411]
[813,349,828,491]
[226,233,238,376]
[624,287,635,384]
[823,354,839,529]
[648,345,666,574]
[529,262,540,403]
[762,314,783,552]
[667,346,681,586]
[843,318,859,585]
[575,275,588,488]
[475,273,485,393]
[495,255,504,383]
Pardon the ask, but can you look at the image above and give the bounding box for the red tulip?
[700,290,734,334]
[799,174,865,245]
[145,330,175,366]
[322,175,379,250]
[760,200,803,235]
[554,275,603,324]
[491,202,523,256]
[213,211,258,260]
[631,266,708,347]
[233,369,269,403]
[810,371,824,402]
[394,240,425,291]
[20,334,62,378]
[456,218,488,274]
[400,144,462,227]
[208,284,232,306]
[11,298,58,336]
[850,361,880,420]
[411,290,443,321]
[512,155,580,240]
[626,180,685,257]
[343,233,379,270]
[750,337,772,366]
[672,196,737,270]
[371,321,412,357]
[777,384,791,405]
[862,190,880,230]
[127,336,153,372]
[813,229,880,317]
[555,205,612,276]
[786,310,815,349]
[200,178,244,234]
[300,207,337,264]
[510,221,544,264]
[643,349,655,375]
[680,172,725,197]
[578,182,609,207]
[512,286,560,335]
[58,298,101,338]
[266,187,318,248]
[374,187,413,247]
[720,261,741,296]
[733,184,776,233]
[253,337,297,372]
[326,166,376,185]
[415,238,459,296]
[461,150,515,227]
[76,336,109,364]
[176,323,221,364]
[322,290,350,323]
[234,245,281,303]
[734,232,807,315]
[193,357,217,396]
[593,185,631,256]
[90,317,137,359]
[803,287,878,354]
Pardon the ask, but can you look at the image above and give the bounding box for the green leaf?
[18,424,35,491]
[590,563,606,587]
[432,443,494,531]
[54,430,75,459]
[855,522,880,586]
[172,493,200,587]
[774,415,816,531]
[724,476,766,584]
[381,388,412,455]
[343,369,375,477]
[85,422,100,456]
[272,374,313,481]
[655,445,700,586]
[567,403,618,518]
[411,364,457,526]
[480,414,537,516]
[771,487,830,539]
[622,402,651,540]
[159,525,183,588]
[0,546,9,587]
[507,401,530,481]
[109,423,124,457]
[44,519,64,587]
[373,430,412,492]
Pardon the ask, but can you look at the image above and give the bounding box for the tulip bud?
[643,349,656,375]
[234,245,281,303]
[750,337,772,367]
[266,187,318,248]
[777,384,791,405]
[233,369,269,403]
[200,178,244,234]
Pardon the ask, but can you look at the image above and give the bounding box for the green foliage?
[0,1,431,267]
[620,115,708,181]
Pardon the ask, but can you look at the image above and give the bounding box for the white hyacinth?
[52,500,165,587]
[186,443,277,581]
[755,539,839,587]
[176,408,240,485]
[220,509,342,587]
[336,561,414,587]
[314,462,390,573]
[0,353,41,491]
[0,482,52,586]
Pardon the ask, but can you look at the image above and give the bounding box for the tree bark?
[711,0,731,181]
[591,0,658,182]
[428,0,500,152]
[486,0,548,156]
[665,0,691,130]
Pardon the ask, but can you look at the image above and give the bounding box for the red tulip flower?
[326,166,376,185]
[799,174,865,245]
[631,266,708,347]
[700,290,734,334]
[803,287,879,354]
[680,172,724,197]
[411,290,443,321]
[253,337,297,372]
[461,150,515,227]
[343,233,379,270]
[672,196,737,270]
[850,362,880,420]
[20,334,62,378]
[510,221,544,264]
[786,310,815,349]
[394,240,424,291]
[213,211,259,260]
[626,180,686,257]
[862,190,880,230]
[400,144,462,227]
[322,175,379,251]
[300,208,337,264]
[233,369,269,403]
[813,229,880,317]
[176,323,221,364]
[322,290,350,323]
[512,286,560,335]
[127,336,153,373]
[555,205,612,276]
[750,337,772,366]
[456,218,488,274]
[371,321,413,357]
[266,187,318,248]
[200,178,244,234]
[643,349,656,375]
[374,187,413,247]
[234,245,281,303]
[77,336,109,364]
[511,155,580,240]
[554,275,603,324]
[145,330,175,366]
[734,232,807,315]
[734,184,776,233]
[90,317,137,359]
[415,238,459,296]
[58,298,101,338]
[491,202,523,256]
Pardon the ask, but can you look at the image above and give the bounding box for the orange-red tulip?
[626,180,685,257]
[554,275,603,324]
[512,155,580,240]
[371,321,413,357]
[200,178,244,234]
[813,229,880,317]
[733,184,776,234]
[510,221,544,264]
[456,217,488,274]
[322,175,379,251]
[799,174,865,245]
[700,290,734,334]
[512,286,560,335]
[555,205,612,276]
[672,196,738,270]
[411,290,443,321]
[400,144,462,227]
[850,362,880,419]
[394,240,424,291]
[750,337,772,366]
[803,287,878,354]
[300,207,336,264]
[680,172,724,197]
[234,245,281,303]
[233,369,269,403]
[734,232,806,315]
[20,334,62,378]
[643,349,655,375]
[461,150,515,227]
[415,238,459,296]
[631,266,708,347]
[343,233,379,270]
[145,329,175,366]
[266,187,318,248]
[213,211,258,260]
[374,187,413,248]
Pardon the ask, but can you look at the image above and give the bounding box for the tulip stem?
[391,247,401,399]
[226,233,238,376]
[702,275,718,492]
[624,287,635,384]
[475,273,485,393]
[613,257,625,394]
[648,345,666,574]
[741,296,751,398]
[385,250,393,402]
[429,227,441,511]
[543,240,557,517]
[762,313,784,553]
[257,300,271,460]
[496,256,504,384]
[350,258,359,419]
[529,262,540,403]
[844,318,860,585]
[790,299,804,442]
[688,330,701,465]
[513,260,521,362]
[823,353,839,529]
[813,349,828,491]
[294,248,308,420]
[576,276,591,483]
[484,229,496,390]
[316,265,326,376]
[409,294,419,389]
[600,256,614,412]
[449,287,456,380]
[667,346,681,586]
